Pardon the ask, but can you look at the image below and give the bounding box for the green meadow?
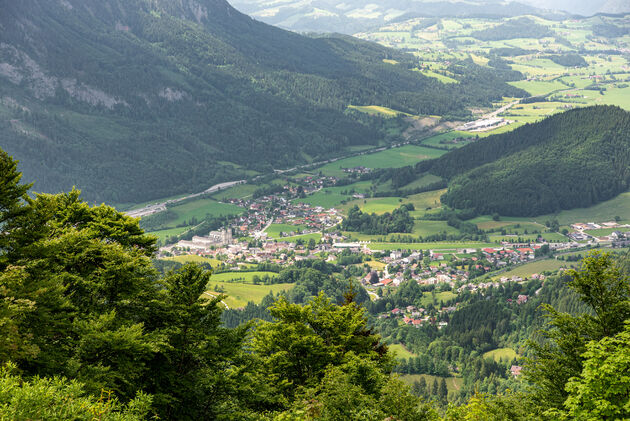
[534,192,630,225]
[483,348,517,363]
[317,145,446,177]
[204,281,294,308]
[388,343,417,359]
[210,271,278,283]
[368,242,498,251]
[399,374,464,394]
[492,259,573,280]
[265,223,310,239]
[348,105,410,117]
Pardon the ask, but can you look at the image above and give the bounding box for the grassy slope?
[483,347,517,362]
[205,280,293,308]
[317,146,446,177]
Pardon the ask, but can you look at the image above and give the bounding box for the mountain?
[600,0,630,14]
[0,0,524,203]
[418,106,630,216]
[229,0,551,34]
[520,0,616,16]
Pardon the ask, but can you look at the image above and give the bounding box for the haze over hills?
[522,0,630,16]
[229,0,558,34]
[0,0,524,203]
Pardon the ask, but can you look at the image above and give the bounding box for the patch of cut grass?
[483,348,517,363]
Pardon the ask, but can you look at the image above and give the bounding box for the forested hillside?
[0,0,524,203]
[418,106,630,216]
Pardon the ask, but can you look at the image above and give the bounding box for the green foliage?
[445,392,543,421]
[525,250,630,412]
[470,18,553,41]
[276,367,438,421]
[343,205,415,234]
[546,54,587,68]
[0,363,151,420]
[593,23,628,38]
[563,322,630,420]
[251,294,393,403]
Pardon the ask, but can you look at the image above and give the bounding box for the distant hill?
[0,0,524,203]
[229,0,553,35]
[418,106,630,216]
[600,0,630,14]
[521,0,623,16]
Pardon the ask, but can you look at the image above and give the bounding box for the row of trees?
[342,204,415,235]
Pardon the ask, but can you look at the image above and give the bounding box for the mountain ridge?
[0,0,524,203]
[420,106,630,216]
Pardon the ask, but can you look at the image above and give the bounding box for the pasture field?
[412,220,460,237]
[316,145,446,177]
[281,233,322,242]
[164,198,244,227]
[584,227,625,237]
[420,131,476,149]
[211,183,259,200]
[368,242,498,251]
[534,192,630,226]
[483,348,517,363]
[294,190,348,209]
[148,226,192,243]
[399,374,463,394]
[348,105,409,117]
[395,174,444,191]
[388,343,417,359]
[488,232,568,243]
[162,255,222,267]
[205,281,294,308]
[406,189,446,212]
[419,69,458,84]
[265,223,309,239]
[294,181,372,208]
[341,197,405,215]
[420,291,457,306]
[342,219,459,243]
[492,259,572,280]
[508,80,566,97]
[210,271,278,283]
[471,215,533,230]
[366,260,387,270]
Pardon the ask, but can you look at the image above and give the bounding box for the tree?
[445,393,543,421]
[563,322,630,420]
[525,251,630,411]
[438,378,448,404]
[0,363,151,420]
[0,149,31,261]
[251,293,393,410]
[146,264,248,419]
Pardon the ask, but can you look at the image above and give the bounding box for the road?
[202,291,230,309]
[254,218,274,239]
[126,180,246,218]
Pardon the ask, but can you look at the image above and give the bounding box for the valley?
[1,1,629,419]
